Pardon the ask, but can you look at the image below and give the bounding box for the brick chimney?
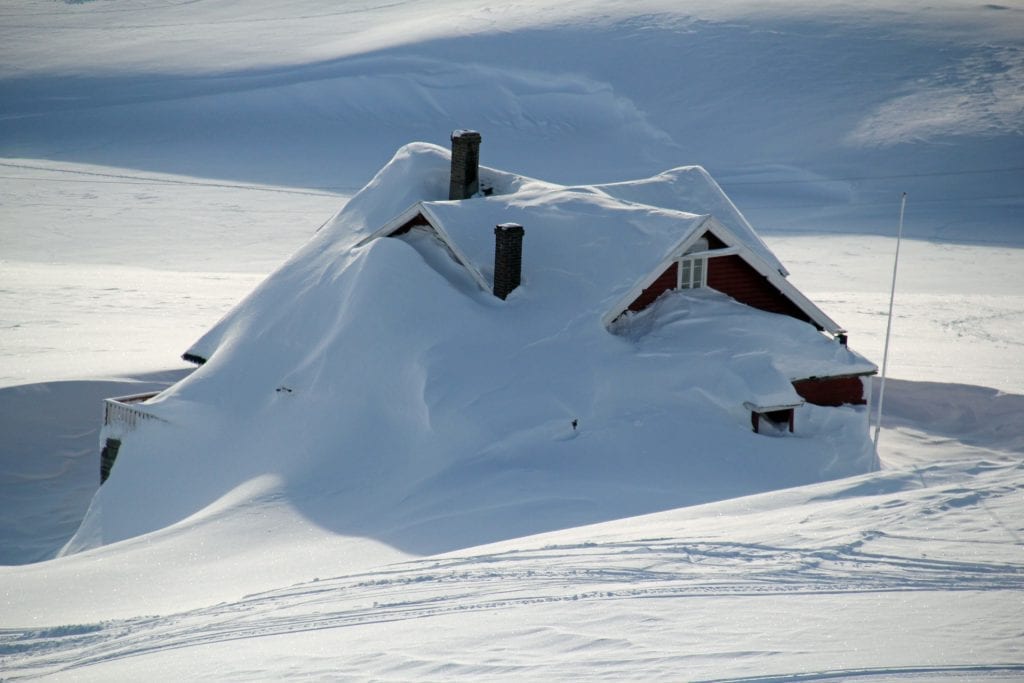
[449,129,482,200]
[493,223,524,300]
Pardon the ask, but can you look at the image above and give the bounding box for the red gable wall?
[706,255,816,328]
[621,231,871,406]
[628,262,678,313]
[625,252,815,329]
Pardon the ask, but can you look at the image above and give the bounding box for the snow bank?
[0,372,186,565]
[66,144,877,556]
[2,5,1021,675]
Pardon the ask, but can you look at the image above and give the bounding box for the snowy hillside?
[3,0,1022,387]
[3,0,1022,242]
[1,0,1022,680]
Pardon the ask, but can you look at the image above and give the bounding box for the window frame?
[677,254,707,289]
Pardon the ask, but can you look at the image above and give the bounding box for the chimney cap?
[495,222,524,234]
[451,129,482,141]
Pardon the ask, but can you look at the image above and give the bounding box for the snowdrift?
[3,2,1021,243]
[65,143,877,556]
[1,2,1021,676]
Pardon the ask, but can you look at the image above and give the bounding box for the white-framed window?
[677,237,709,290]
[678,255,706,289]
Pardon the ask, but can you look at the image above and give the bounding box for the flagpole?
[873,192,907,451]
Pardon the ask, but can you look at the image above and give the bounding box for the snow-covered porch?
[101,392,164,483]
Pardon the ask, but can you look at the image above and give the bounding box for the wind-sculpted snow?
[4,454,1022,680]
[2,2,1021,241]
[0,372,187,564]
[2,1,1023,679]
[874,379,1024,454]
[846,46,1024,147]
[59,150,878,556]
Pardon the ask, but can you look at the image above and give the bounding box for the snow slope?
[3,0,1022,388]
[57,142,877,560]
[0,160,340,388]
[1,1,1022,680]
[3,387,1022,680]
[2,0,1021,240]
[0,371,186,565]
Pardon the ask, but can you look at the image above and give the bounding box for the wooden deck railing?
[99,391,169,483]
[103,392,165,432]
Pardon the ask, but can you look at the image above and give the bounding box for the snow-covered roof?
[593,166,789,276]
[184,142,873,384]
[374,191,716,328]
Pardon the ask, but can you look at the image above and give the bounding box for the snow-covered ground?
[3,396,1022,680]
[0,160,341,388]
[1,0,1022,680]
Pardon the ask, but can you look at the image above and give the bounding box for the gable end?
[358,203,491,293]
[386,212,431,238]
[702,230,728,250]
[607,217,843,335]
[706,255,816,327]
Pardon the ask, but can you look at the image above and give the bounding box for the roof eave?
[699,218,844,335]
[359,202,491,294]
[602,215,845,335]
[601,215,715,327]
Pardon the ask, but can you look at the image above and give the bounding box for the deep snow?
[3,389,1022,680]
[1,0,1022,680]
[58,143,881,562]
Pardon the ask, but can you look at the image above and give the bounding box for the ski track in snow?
[697,664,1024,682]
[4,541,1020,677]
[4,457,1022,679]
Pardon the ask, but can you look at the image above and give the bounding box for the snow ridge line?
[0,162,343,196]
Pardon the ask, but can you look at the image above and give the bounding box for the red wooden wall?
[706,255,815,327]
[628,262,678,312]
[624,238,816,331]
[792,375,868,406]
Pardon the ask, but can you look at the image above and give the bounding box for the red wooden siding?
[792,375,868,406]
[628,262,678,312]
[706,255,815,327]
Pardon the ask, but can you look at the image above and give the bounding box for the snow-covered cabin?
[189,132,873,397]
[99,132,876,491]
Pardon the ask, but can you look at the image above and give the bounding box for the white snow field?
[1,0,1023,680]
